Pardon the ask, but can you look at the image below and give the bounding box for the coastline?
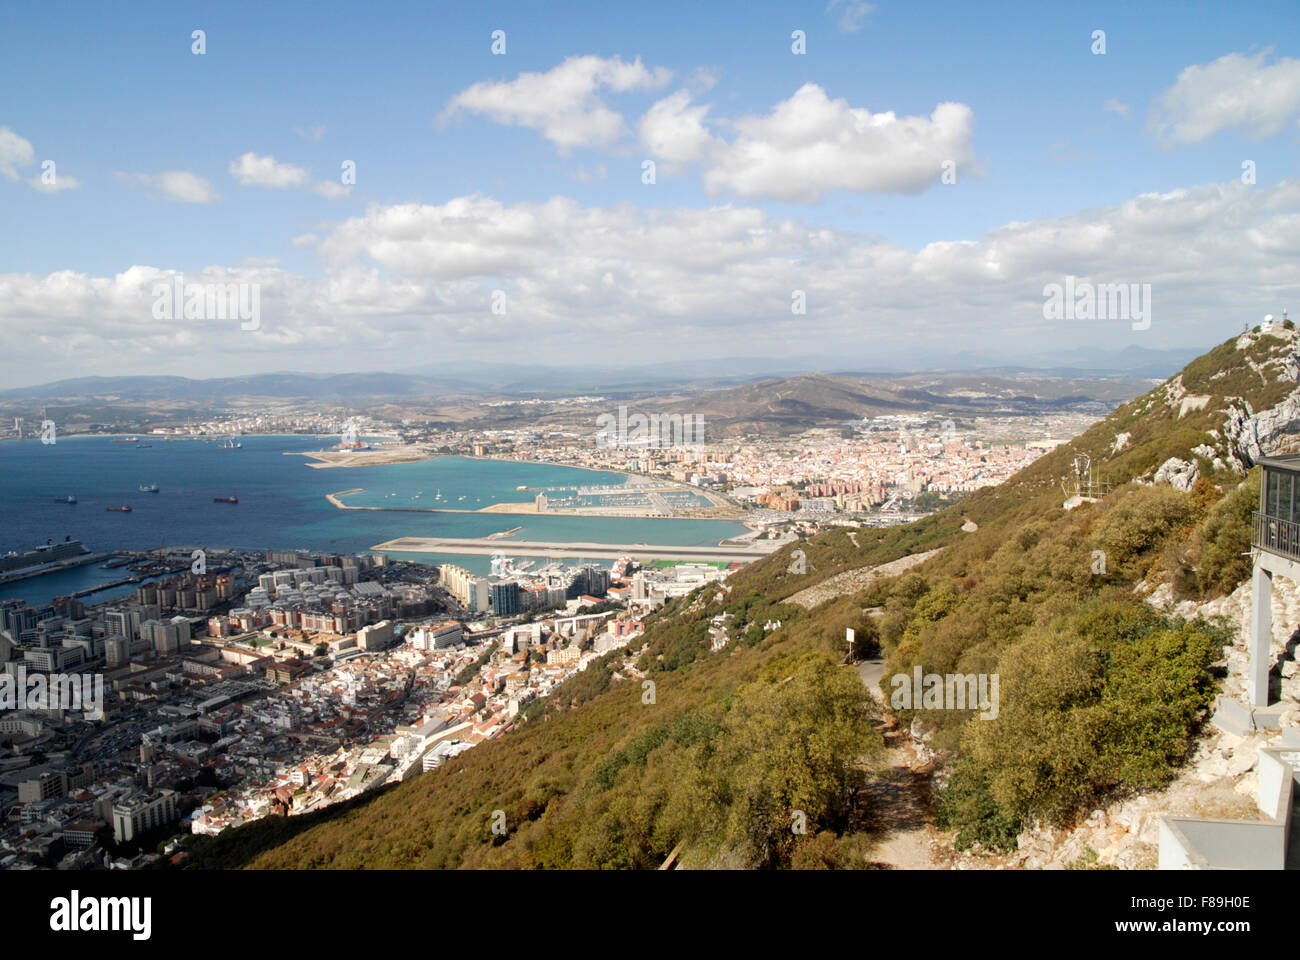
[309,450,749,523]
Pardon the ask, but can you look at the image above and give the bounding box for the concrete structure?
[1159,747,1299,869]
[356,620,395,652]
[111,789,179,843]
[1244,456,1300,720]
[1158,460,1300,869]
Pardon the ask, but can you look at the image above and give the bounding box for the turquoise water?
[0,436,746,605]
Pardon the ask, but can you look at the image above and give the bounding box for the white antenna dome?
[1265,314,1275,323]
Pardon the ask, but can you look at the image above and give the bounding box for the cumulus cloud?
[0,126,79,192]
[117,170,218,203]
[229,152,349,199]
[27,171,81,193]
[440,55,673,151]
[3,179,1298,382]
[701,83,976,202]
[229,152,310,189]
[1150,50,1300,145]
[638,89,721,173]
[0,126,35,181]
[311,180,352,199]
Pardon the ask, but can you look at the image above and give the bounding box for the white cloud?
[638,89,721,174]
[701,83,977,202]
[311,180,352,199]
[27,172,81,193]
[229,152,348,199]
[117,170,218,203]
[440,55,673,151]
[0,127,78,192]
[1150,50,1300,145]
[4,180,1298,381]
[229,152,310,189]
[291,233,320,247]
[157,170,217,203]
[0,126,35,181]
[827,0,875,33]
[293,123,327,142]
[1103,98,1130,118]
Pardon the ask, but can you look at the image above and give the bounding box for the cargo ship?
[106,505,132,512]
[213,496,238,504]
[113,436,140,444]
[139,483,159,493]
[54,495,77,504]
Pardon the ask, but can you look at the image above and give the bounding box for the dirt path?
[855,659,939,869]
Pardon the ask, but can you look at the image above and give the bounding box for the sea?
[0,435,747,607]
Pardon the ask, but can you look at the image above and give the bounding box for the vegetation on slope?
[184,331,1290,868]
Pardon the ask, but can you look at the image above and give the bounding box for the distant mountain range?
[0,346,1198,405]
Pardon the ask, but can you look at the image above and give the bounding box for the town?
[0,542,734,869]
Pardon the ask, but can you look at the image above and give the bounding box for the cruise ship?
[0,538,89,574]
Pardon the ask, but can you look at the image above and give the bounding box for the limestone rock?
[1153,457,1199,492]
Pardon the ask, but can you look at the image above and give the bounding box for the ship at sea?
[213,496,238,504]
[113,436,139,444]
[106,505,132,512]
[54,495,77,504]
[139,483,159,493]
[0,537,89,574]
[218,438,242,450]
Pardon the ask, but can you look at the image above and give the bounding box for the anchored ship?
[139,483,159,493]
[0,538,88,573]
[213,496,238,504]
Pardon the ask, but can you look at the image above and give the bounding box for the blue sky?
[2,0,1299,384]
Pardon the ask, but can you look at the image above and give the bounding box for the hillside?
[648,371,1151,436]
[181,326,1300,870]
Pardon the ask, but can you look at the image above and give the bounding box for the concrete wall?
[1158,747,1297,869]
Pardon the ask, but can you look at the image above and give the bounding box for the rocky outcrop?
[1153,456,1199,491]
[1220,387,1300,470]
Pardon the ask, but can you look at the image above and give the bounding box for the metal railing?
[1252,511,1300,560]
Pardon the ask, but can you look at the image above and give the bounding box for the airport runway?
[370,535,781,563]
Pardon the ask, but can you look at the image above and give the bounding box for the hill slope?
[183,327,1299,870]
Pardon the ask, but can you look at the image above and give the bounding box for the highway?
[371,535,782,563]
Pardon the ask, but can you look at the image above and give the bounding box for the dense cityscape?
[0,398,1098,868]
